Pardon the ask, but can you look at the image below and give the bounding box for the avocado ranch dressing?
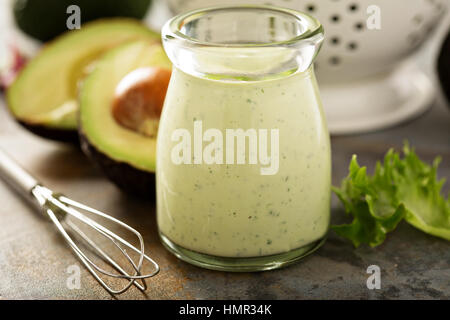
[156,67,330,258]
[157,6,330,269]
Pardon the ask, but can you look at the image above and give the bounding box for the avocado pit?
[112,67,171,138]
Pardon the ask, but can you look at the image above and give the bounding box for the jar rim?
[162,5,324,48]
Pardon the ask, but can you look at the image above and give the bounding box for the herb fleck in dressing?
[156,67,331,258]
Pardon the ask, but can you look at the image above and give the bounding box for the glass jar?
[157,5,330,271]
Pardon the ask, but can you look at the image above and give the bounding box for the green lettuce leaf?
[394,145,450,240]
[332,143,450,247]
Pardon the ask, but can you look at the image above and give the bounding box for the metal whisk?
[0,148,159,295]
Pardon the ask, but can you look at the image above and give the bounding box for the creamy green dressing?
[156,67,331,258]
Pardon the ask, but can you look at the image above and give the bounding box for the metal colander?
[166,0,448,134]
[167,0,447,83]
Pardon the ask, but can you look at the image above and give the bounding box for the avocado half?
[79,41,171,197]
[7,19,160,143]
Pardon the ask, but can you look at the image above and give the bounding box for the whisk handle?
[0,148,39,197]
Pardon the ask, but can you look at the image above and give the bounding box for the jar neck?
[162,5,323,81]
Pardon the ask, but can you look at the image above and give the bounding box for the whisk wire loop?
[31,185,159,295]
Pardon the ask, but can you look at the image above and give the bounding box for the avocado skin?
[14,0,152,42]
[437,28,450,106]
[19,121,79,144]
[79,131,155,199]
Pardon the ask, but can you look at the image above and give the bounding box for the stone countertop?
[0,93,448,299]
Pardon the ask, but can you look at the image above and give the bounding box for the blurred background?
[1,0,449,135]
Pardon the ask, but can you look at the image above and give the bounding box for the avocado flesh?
[7,19,160,140]
[79,41,171,194]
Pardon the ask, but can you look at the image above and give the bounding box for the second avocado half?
[7,19,160,143]
[79,41,171,197]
